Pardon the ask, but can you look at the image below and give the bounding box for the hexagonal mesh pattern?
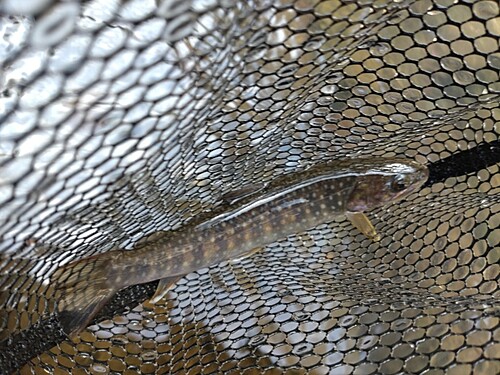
[0,0,499,374]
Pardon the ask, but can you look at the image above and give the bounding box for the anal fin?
[150,276,182,304]
[346,212,380,242]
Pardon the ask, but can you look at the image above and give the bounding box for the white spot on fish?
[271,198,309,213]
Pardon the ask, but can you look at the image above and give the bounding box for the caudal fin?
[55,253,119,338]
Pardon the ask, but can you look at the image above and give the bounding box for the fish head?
[346,159,428,212]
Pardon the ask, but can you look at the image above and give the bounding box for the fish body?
[56,158,428,336]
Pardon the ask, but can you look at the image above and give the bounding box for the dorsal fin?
[221,183,266,205]
[135,230,170,247]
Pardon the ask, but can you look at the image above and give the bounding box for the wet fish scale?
[55,158,428,337]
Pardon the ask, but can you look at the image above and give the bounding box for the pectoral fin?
[346,212,380,242]
[150,276,182,304]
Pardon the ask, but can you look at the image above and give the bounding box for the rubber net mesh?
[0,0,499,374]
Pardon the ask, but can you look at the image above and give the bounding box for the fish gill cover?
[0,0,499,374]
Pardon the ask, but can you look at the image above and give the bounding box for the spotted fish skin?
[132,175,356,279]
[56,158,428,336]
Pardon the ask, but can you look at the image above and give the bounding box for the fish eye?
[390,175,410,192]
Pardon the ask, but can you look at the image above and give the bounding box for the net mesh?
[0,0,499,373]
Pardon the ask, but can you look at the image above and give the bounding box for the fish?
[55,157,428,337]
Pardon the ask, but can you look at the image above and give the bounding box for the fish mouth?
[412,166,429,190]
[396,167,429,200]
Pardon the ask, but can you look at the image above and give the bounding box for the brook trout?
[56,158,428,336]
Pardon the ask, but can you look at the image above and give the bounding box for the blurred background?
[0,0,498,374]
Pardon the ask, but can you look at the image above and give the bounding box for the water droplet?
[91,363,108,373]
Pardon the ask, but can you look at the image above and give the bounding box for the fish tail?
[55,252,120,337]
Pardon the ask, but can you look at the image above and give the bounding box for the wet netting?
[0,0,499,374]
